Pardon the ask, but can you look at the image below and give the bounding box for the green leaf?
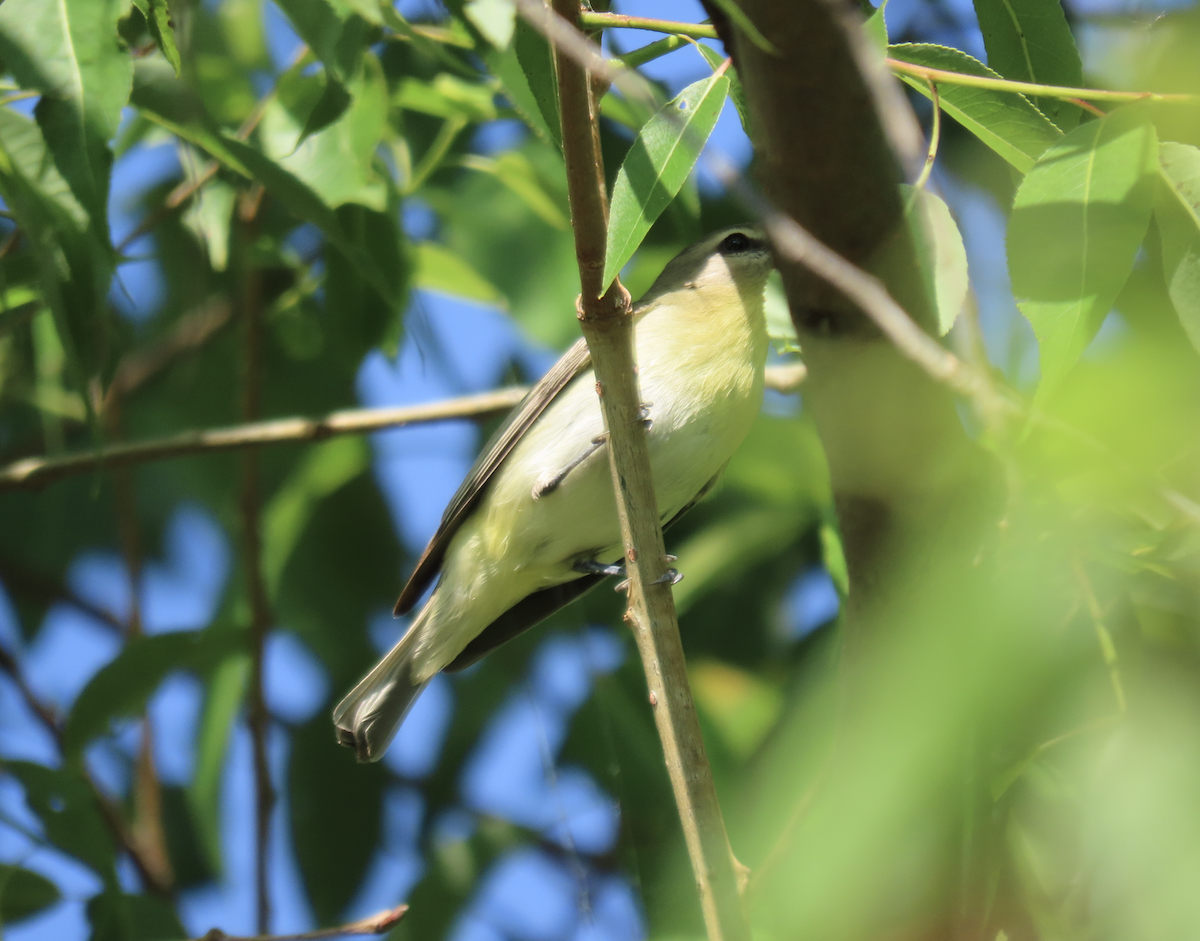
[460,152,568,230]
[0,108,108,408]
[263,438,370,601]
[63,629,247,757]
[865,0,889,55]
[709,0,779,54]
[0,865,59,925]
[464,0,516,50]
[182,178,237,272]
[487,18,561,150]
[190,653,250,871]
[1008,109,1158,400]
[903,185,969,335]
[274,0,370,83]
[970,0,1083,130]
[889,44,1062,174]
[692,42,751,137]
[393,74,498,123]
[146,0,182,76]
[219,136,396,303]
[4,762,117,885]
[86,890,185,941]
[290,714,385,925]
[415,242,508,308]
[1155,142,1200,354]
[0,0,132,230]
[603,69,731,290]
[130,58,253,177]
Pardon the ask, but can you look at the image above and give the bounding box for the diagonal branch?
[541,4,750,941]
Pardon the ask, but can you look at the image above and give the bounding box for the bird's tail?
[333,618,429,763]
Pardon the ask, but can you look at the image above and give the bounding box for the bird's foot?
[574,559,626,578]
[638,402,653,431]
[651,568,683,586]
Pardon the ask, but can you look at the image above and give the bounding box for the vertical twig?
[545,4,750,941]
[237,189,275,935]
[104,390,175,892]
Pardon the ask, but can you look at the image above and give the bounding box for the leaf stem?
[578,11,719,40]
[191,905,407,941]
[887,57,1198,103]
[617,34,690,69]
[912,80,940,192]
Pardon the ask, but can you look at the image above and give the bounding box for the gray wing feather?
[393,338,593,615]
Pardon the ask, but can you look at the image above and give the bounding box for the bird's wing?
[393,337,593,615]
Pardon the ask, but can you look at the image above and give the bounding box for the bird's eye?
[719,232,753,255]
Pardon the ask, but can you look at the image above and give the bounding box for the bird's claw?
[574,559,626,578]
[651,568,683,586]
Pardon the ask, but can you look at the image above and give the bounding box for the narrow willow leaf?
[604,70,731,290]
[0,865,60,925]
[692,42,751,137]
[190,654,250,870]
[393,74,498,122]
[1155,142,1200,353]
[487,18,561,149]
[86,891,186,941]
[63,630,247,757]
[0,0,131,229]
[971,0,1083,131]
[903,185,969,335]
[274,0,368,82]
[5,763,117,885]
[1009,110,1158,400]
[461,152,568,229]
[415,242,508,307]
[146,0,182,76]
[889,44,1062,174]
[263,437,369,601]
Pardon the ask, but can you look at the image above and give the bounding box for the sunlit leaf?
[464,0,516,50]
[1155,142,1200,353]
[889,43,1062,174]
[393,75,498,123]
[0,865,59,925]
[460,152,568,229]
[970,0,1082,130]
[1009,108,1158,400]
[487,18,561,150]
[415,242,508,308]
[603,69,731,290]
[190,654,250,872]
[903,185,969,335]
[145,0,183,76]
[865,0,889,55]
[691,41,750,137]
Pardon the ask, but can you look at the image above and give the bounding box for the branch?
[576,11,1199,104]
[542,5,749,941]
[193,906,407,941]
[236,194,275,935]
[0,367,808,494]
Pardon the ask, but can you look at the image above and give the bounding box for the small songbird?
[334,226,773,760]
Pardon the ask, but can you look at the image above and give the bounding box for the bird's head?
[637,225,774,314]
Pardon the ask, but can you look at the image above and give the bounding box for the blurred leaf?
[903,185,969,335]
[63,629,247,758]
[709,0,779,55]
[464,0,515,50]
[1009,109,1158,401]
[145,0,182,76]
[889,43,1062,174]
[394,74,498,122]
[160,785,216,889]
[970,0,1082,130]
[0,108,108,406]
[86,890,185,941]
[487,18,561,149]
[0,865,59,925]
[763,270,799,352]
[182,178,237,272]
[263,437,369,601]
[0,0,132,228]
[690,659,784,759]
[1156,142,1200,353]
[603,69,731,289]
[274,0,370,83]
[264,51,390,211]
[299,76,354,144]
[130,58,253,177]
[415,242,508,308]
[189,653,249,871]
[290,714,385,925]
[4,762,117,886]
[460,153,568,229]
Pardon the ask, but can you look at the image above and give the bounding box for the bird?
[333,225,774,761]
